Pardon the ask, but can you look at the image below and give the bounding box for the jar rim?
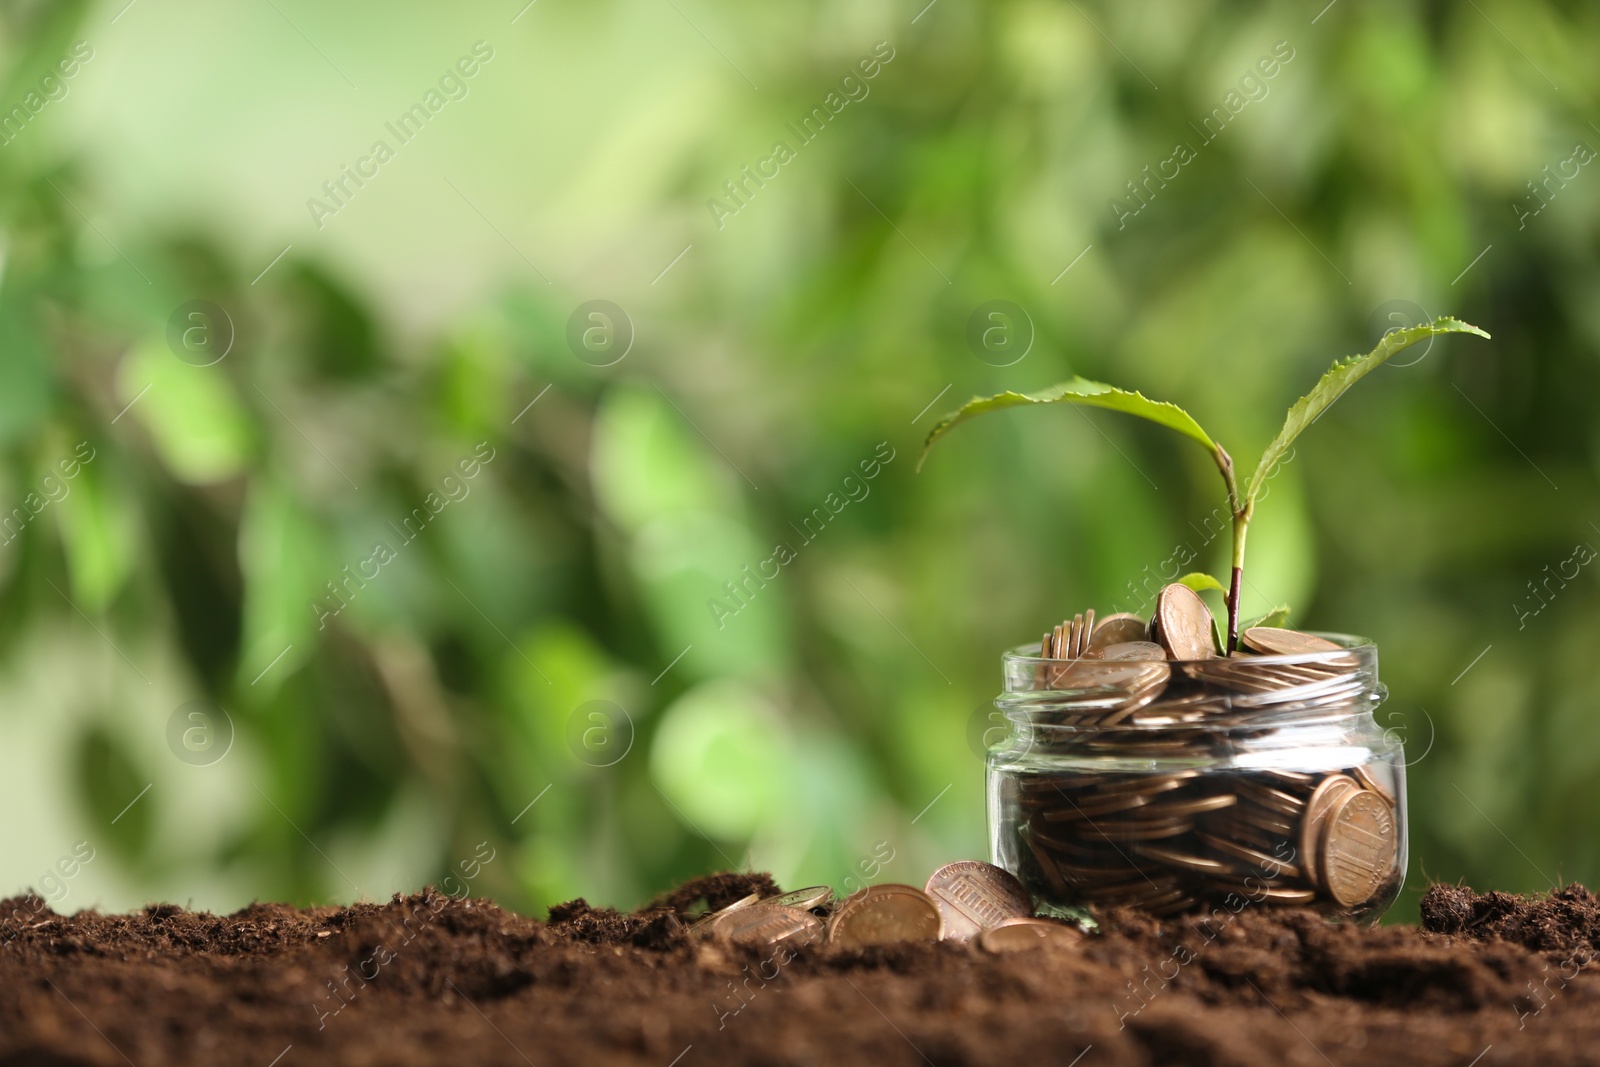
[996,631,1383,731]
[1002,631,1375,670]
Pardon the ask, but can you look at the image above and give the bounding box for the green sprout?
[918,316,1490,650]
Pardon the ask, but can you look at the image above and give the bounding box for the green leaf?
[1243,605,1292,630]
[1177,572,1227,595]
[918,377,1218,471]
[120,340,253,485]
[54,449,138,613]
[1244,317,1489,502]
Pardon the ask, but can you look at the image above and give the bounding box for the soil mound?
[3,879,1597,1065]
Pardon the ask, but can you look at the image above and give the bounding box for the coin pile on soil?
[5,875,1600,1066]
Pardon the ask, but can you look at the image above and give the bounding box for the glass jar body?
[985,638,1407,922]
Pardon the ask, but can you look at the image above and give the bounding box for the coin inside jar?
[1097,641,1166,662]
[1087,612,1150,650]
[1154,584,1218,661]
[1319,789,1398,907]
[826,885,943,946]
[1299,774,1360,887]
[923,861,1032,942]
[1240,626,1343,656]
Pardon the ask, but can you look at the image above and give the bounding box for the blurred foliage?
[0,0,1596,923]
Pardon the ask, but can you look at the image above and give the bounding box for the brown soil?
[4,877,1600,1066]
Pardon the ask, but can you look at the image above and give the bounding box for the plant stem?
[1210,443,1250,652]
[1227,506,1251,652]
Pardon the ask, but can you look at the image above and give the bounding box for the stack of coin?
[687,862,1080,953]
[1023,591,1379,730]
[1010,765,1399,916]
[997,583,1401,918]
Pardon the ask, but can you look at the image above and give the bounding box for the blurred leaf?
[1244,318,1490,502]
[0,1,89,113]
[238,480,324,689]
[119,341,252,485]
[435,333,508,439]
[74,725,153,860]
[650,680,789,841]
[505,620,616,766]
[52,446,136,612]
[919,377,1219,472]
[630,512,787,681]
[0,287,53,449]
[593,386,741,533]
[283,264,383,380]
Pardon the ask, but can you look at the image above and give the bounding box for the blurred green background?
[0,0,1594,924]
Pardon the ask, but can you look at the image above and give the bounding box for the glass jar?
[986,635,1406,922]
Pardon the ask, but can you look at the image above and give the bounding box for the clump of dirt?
[4,878,1599,1066]
[645,870,780,917]
[1423,882,1600,955]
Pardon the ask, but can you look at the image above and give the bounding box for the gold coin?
[711,903,824,949]
[978,917,1083,953]
[1137,793,1237,819]
[1320,789,1398,907]
[826,884,943,946]
[1097,641,1167,662]
[1240,627,1343,655]
[1074,875,1180,903]
[1131,843,1233,874]
[1234,780,1307,816]
[1352,764,1396,805]
[687,890,763,937]
[1079,818,1194,841]
[923,861,1033,942]
[1063,660,1170,690]
[763,886,834,911]
[1195,832,1302,881]
[1088,613,1149,650]
[1091,773,1199,797]
[1038,791,1151,821]
[1154,583,1217,661]
[1299,775,1360,888]
[1228,805,1297,837]
[1261,770,1317,787]
[1259,887,1318,905]
[1023,835,1071,898]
